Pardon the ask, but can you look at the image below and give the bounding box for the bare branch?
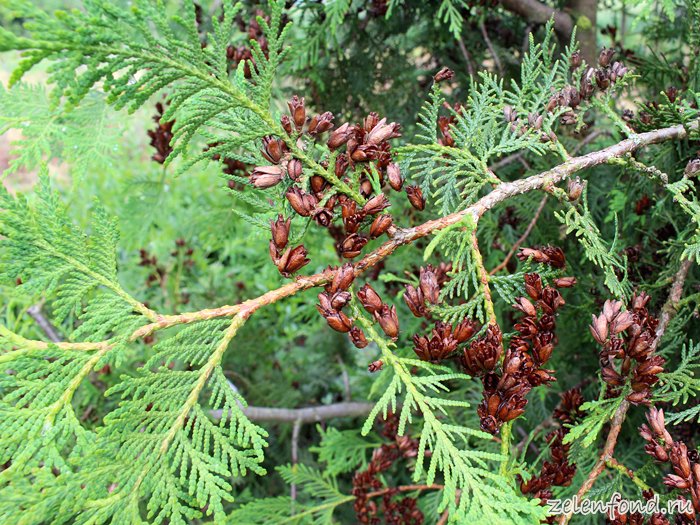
[499,0,574,37]
[480,20,503,77]
[27,304,62,343]
[654,258,693,348]
[489,193,548,275]
[210,402,375,423]
[457,37,475,78]
[290,419,301,514]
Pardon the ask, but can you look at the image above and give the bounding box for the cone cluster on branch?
[316,263,356,334]
[590,292,664,406]
[541,46,630,132]
[516,244,567,269]
[504,104,555,141]
[351,413,423,525]
[519,387,586,522]
[520,429,577,521]
[634,407,698,524]
[402,264,476,363]
[313,265,399,352]
[358,283,400,339]
[267,215,309,277]
[476,263,576,435]
[256,94,412,269]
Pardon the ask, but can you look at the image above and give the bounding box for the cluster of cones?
[519,388,586,523]
[591,292,665,406]
[475,270,575,435]
[249,95,430,276]
[633,407,699,524]
[313,264,399,347]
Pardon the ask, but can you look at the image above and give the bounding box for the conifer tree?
[1,1,700,524]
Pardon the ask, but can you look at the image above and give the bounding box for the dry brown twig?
[489,193,549,276]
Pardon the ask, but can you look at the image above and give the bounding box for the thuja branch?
[557,255,693,525]
[655,259,693,347]
[3,122,697,362]
[87,312,249,510]
[45,345,112,426]
[155,121,700,323]
[605,458,651,491]
[470,229,497,326]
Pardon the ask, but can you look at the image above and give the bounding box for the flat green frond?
[0,167,153,322]
[554,189,632,300]
[353,303,547,524]
[0,0,290,173]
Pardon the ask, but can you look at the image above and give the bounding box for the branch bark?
[27,304,62,343]
[210,402,375,423]
[7,121,698,356]
[654,258,693,349]
[499,0,573,38]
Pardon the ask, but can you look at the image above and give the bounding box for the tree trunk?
[565,0,598,67]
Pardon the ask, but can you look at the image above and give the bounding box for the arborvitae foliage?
[2,1,700,524]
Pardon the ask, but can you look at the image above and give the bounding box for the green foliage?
[657,341,700,419]
[311,426,380,476]
[0,168,148,328]
[0,0,293,178]
[0,83,127,180]
[563,395,624,449]
[554,188,632,300]
[227,464,353,524]
[0,171,269,523]
[2,0,700,524]
[400,20,576,216]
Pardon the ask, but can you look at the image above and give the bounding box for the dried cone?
[250,165,284,189]
[419,265,440,305]
[349,326,368,348]
[405,185,426,211]
[308,111,334,135]
[374,303,399,338]
[287,95,306,131]
[357,284,383,314]
[340,233,368,259]
[270,215,290,253]
[327,123,353,150]
[387,163,403,191]
[369,214,393,239]
[403,284,427,317]
[325,263,356,294]
[434,67,455,83]
[277,245,310,277]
